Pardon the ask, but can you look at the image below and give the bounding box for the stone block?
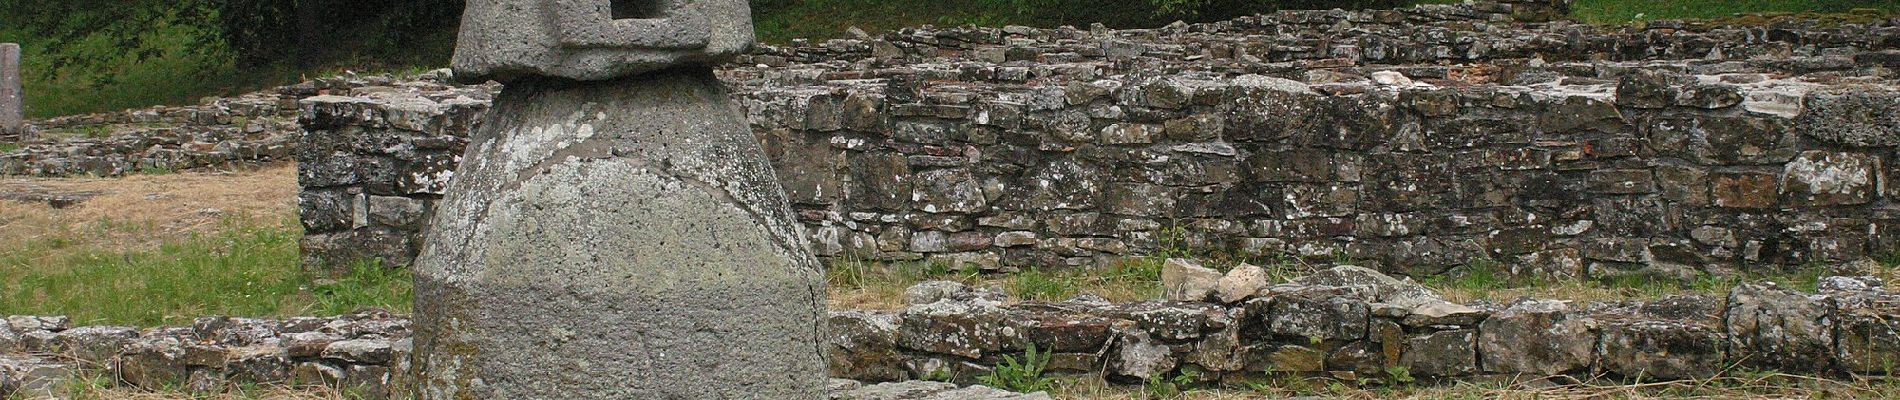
[1597,320,1723,380]
[1215,264,1273,304]
[322,339,395,364]
[1266,289,1369,342]
[1103,183,1177,216]
[1478,300,1594,375]
[1725,284,1833,371]
[1780,151,1879,206]
[1834,292,1900,373]
[1587,169,1657,194]
[1109,328,1178,379]
[1097,301,1226,343]
[912,168,987,213]
[1797,87,1900,147]
[898,298,1011,358]
[1401,329,1477,377]
[1244,148,1335,182]
[1006,310,1116,353]
[452,0,754,83]
[366,195,427,229]
[1099,123,1159,145]
[115,336,189,390]
[53,326,138,363]
[1711,172,1778,209]
[829,311,908,381]
[847,153,913,212]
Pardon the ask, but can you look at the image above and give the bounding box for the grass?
[753,0,1039,44]
[1569,0,1900,24]
[0,217,412,327]
[1046,369,1900,399]
[825,252,1188,310]
[24,367,367,400]
[1428,256,1900,304]
[0,165,410,326]
[826,250,1900,311]
[34,123,185,141]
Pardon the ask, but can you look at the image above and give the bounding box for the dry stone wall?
[7,265,1897,396]
[293,78,492,272]
[301,0,1900,279]
[0,92,299,177]
[0,73,468,177]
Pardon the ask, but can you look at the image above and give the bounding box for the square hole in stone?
[611,0,664,20]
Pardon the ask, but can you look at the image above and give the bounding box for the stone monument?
[410,0,827,398]
[1,43,22,140]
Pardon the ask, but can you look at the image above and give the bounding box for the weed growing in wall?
[978,343,1056,393]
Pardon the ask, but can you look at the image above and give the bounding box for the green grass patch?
[753,0,1040,44]
[0,221,411,326]
[1569,0,1900,24]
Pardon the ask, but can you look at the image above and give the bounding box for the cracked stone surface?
[452,0,755,83]
[410,69,826,399]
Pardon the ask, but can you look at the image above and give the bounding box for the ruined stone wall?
[6,266,1897,397]
[294,80,491,272]
[0,73,460,177]
[745,69,1900,281]
[0,92,299,177]
[298,1,1900,279]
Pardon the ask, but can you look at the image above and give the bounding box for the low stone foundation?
[0,73,481,178]
[4,265,1896,397]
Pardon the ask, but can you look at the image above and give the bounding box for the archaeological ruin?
[4,0,1900,397]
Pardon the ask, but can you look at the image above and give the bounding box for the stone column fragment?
[1,43,22,140]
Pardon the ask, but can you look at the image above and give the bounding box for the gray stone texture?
[1725,284,1835,371]
[1478,300,1595,375]
[296,79,491,272]
[452,0,754,83]
[300,8,1900,276]
[13,264,1900,395]
[409,69,826,399]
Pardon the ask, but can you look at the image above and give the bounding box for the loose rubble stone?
[1161,258,1221,302]
[1215,263,1273,304]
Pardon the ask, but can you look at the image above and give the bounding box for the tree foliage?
[216,0,465,68]
[0,0,222,71]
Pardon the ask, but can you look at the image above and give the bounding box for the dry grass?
[0,163,299,258]
[26,366,360,400]
[1047,372,1900,399]
[829,251,1900,311]
[825,257,1173,311]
